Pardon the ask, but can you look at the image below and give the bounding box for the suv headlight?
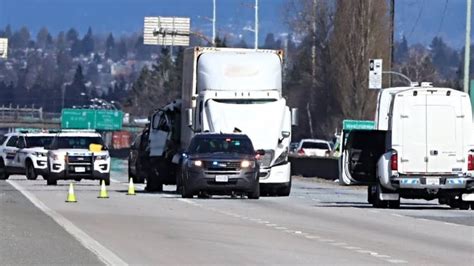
[274,149,289,165]
[188,160,202,167]
[241,160,256,168]
[95,154,110,160]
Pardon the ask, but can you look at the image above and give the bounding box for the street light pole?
[254,0,259,49]
[464,0,472,93]
[213,0,216,46]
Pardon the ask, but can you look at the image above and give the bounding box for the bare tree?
[329,0,391,121]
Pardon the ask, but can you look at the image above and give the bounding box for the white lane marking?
[443,222,459,227]
[178,198,200,206]
[294,231,302,234]
[372,254,391,258]
[265,224,277,227]
[7,180,127,266]
[386,259,408,264]
[344,246,361,250]
[319,239,334,242]
[275,226,287,230]
[369,210,380,213]
[304,235,319,239]
[391,214,404,218]
[330,242,347,246]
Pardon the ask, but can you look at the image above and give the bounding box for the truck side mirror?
[291,108,299,126]
[281,131,290,138]
[186,108,193,127]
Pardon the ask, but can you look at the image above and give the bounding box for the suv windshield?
[55,136,104,149]
[25,136,54,148]
[188,136,254,154]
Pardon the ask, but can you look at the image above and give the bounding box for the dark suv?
[179,133,263,199]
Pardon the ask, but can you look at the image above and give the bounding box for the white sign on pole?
[369,59,382,89]
[144,17,190,46]
[0,38,8,59]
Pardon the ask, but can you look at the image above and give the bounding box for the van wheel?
[470,203,474,210]
[372,183,388,208]
[26,161,38,180]
[277,180,292,197]
[459,201,470,210]
[0,160,9,180]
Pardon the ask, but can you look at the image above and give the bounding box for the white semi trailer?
[340,83,474,209]
[145,47,297,196]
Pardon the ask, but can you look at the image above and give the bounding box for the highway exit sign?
[343,120,375,131]
[61,109,123,130]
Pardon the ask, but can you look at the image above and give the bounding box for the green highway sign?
[61,109,123,130]
[95,110,123,130]
[343,120,375,131]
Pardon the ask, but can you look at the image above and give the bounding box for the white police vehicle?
[45,130,111,186]
[0,132,54,180]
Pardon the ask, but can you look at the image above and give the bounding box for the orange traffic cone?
[127,178,136,196]
[66,183,77,203]
[98,180,109,199]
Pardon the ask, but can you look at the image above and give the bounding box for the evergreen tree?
[82,27,95,55]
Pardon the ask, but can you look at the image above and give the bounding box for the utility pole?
[254,0,259,49]
[212,0,216,46]
[464,0,472,93]
[389,0,395,87]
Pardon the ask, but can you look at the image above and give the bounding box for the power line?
[408,0,426,38]
[436,0,449,37]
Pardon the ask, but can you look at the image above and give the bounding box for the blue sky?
[0,0,472,48]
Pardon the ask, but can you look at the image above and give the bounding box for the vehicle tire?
[388,200,400,209]
[0,159,9,180]
[26,161,38,180]
[277,179,291,197]
[101,174,111,186]
[46,176,57,186]
[372,183,388,208]
[459,201,470,210]
[470,203,474,210]
[248,184,260,199]
[367,185,374,204]
[181,182,193,198]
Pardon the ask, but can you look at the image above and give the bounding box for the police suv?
[45,130,111,186]
[0,132,54,180]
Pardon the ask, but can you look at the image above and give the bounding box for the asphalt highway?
[1,160,472,265]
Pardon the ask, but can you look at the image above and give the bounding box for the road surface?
[1,160,472,265]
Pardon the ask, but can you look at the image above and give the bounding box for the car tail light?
[468,154,474,171]
[391,152,398,171]
[298,149,305,155]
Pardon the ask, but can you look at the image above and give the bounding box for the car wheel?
[248,184,260,199]
[181,182,193,198]
[101,174,110,186]
[0,159,9,180]
[26,161,38,180]
[46,176,57,186]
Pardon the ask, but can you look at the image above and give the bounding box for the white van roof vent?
[420,82,433,87]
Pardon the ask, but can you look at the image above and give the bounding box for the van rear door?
[339,130,387,185]
[397,93,428,173]
[426,92,463,173]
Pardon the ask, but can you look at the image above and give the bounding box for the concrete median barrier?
[289,155,339,180]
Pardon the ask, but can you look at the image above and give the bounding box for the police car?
[44,130,111,186]
[0,132,54,180]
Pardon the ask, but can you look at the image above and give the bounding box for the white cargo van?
[340,83,474,209]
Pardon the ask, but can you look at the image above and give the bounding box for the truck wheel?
[46,176,57,186]
[459,201,470,210]
[0,160,9,180]
[248,184,260,199]
[388,200,400,209]
[26,161,38,180]
[275,179,292,197]
[372,183,388,208]
[101,175,110,186]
